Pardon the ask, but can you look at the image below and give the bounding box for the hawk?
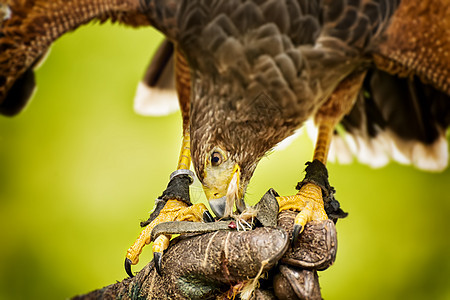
[1,0,449,283]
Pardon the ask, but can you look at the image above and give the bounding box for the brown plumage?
[375,0,450,94]
[0,0,147,115]
[338,0,450,170]
[1,0,450,236]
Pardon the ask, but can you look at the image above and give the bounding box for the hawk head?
[189,73,297,219]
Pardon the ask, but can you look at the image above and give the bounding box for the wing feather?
[374,0,450,95]
[330,69,450,171]
[134,39,179,117]
[0,0,147,115]
[327,0,450,171]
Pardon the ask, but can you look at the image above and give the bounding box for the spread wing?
[328,0,450,171]
[0,0,150,116]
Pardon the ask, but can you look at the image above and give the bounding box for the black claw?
[154,252,163,276]
[291,224,303,247]
[203,211,215,223]
[125,258,134,278]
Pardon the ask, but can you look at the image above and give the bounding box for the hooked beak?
[207,164,246,218]
[209,196,227,217]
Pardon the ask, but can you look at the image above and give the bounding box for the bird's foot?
[124,171,214,277]
[277,160,347,245]
[125,199,212,277]
[277,183,328,245]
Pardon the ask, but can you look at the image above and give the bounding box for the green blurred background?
[0,22,450,300]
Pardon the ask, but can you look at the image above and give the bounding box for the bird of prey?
[1,0,450,285]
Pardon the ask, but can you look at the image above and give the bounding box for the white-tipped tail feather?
[327,126,449,172]
[390,132,449,171]
[133,81,178,116]
[327,134,355,165]
[286,119,448,172]
[133,50,179,116]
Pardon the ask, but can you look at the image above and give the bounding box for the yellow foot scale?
[277,160,347,245]
[277,182,328,245]
[125,169,214,277]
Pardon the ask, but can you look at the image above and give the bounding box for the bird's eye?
[210,151,223,166]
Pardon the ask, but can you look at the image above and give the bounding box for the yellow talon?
[275,72,366,238]
[277,183,328,236]
[125,51,203,277]
[153,234,171,253]
[177,202,208,221]
[126,221,154,265]
[126,199,208,267]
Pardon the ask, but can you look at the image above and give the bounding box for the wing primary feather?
[134,39,179,116]
[143,39,174,87]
